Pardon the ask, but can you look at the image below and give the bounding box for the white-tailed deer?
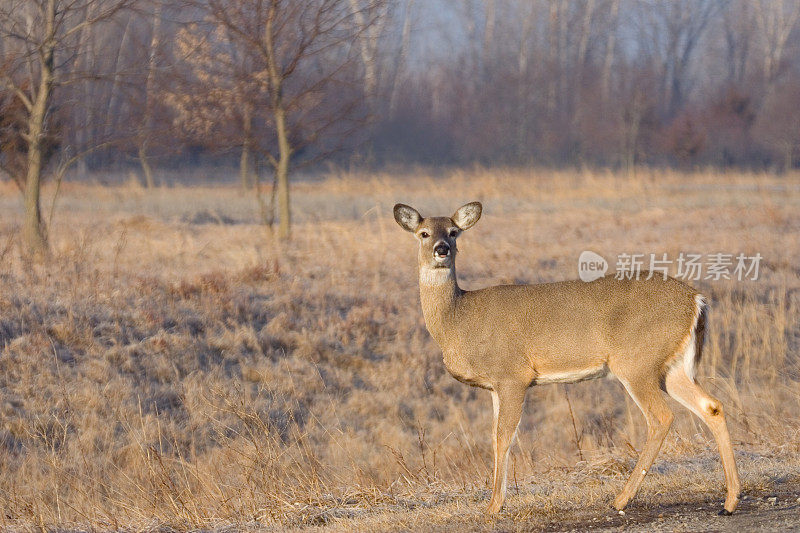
[393,201,740,516]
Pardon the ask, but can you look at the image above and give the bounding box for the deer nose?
[434,242,450,257]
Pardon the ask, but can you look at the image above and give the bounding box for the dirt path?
[291,476,800,532]
[534,490,800,532]
[468,484,800,533]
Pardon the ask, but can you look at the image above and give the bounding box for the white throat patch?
[419,266,453,286]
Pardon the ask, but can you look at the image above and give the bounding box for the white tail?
[682,294,708,381]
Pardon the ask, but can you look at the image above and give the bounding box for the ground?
[277,452,800,532]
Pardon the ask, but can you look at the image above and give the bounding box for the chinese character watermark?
[579,251,763,282]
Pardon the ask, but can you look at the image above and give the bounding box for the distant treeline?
[3,0,800,182]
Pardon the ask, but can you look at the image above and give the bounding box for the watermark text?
[578,251,762,282]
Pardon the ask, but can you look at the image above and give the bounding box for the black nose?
[434,243,450,257]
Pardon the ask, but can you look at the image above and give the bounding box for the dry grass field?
[0,168,799,531]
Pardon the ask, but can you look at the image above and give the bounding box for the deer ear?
[394,203,422,232]
[452,202,482,230]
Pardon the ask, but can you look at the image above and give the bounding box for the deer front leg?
[487,384,527,515]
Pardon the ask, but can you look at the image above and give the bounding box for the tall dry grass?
[0,168,798,530]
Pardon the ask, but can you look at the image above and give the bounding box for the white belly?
[535,365,608,384]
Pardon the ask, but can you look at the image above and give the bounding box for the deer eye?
[449,229,458,237]
[419,231,429,239]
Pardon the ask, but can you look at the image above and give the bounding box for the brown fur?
[394,202,741,516]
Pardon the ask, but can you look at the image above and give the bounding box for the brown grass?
[0,168,798,530]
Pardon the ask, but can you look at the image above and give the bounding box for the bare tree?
[167,19,262,193]
[138,0,163,188]
[546,0,565,113]
[514,1,535,160]
[349,0,391,108]
[600,0,620,102]
[754,0,800,92]
[639,0,722,117]
[754,79,800,171]
[201,0,374,239]
[0,0,129,255]
[722,0,754,85]
[388,0,413,115]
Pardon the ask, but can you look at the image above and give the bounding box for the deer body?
[420,274,700,390]
[395,202,740,517]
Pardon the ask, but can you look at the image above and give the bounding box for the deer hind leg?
[486,384,526,515]
[613,374,674,511]
[665,365,741,514]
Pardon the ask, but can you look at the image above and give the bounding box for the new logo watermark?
[578,250,608,282]
[578,251,763,282]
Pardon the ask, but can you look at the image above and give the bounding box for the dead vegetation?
[0,168,798,530]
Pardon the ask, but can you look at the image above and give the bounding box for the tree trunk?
[23,137,47,256]
[265,4,293,240]
[139,0,162,188]
[388,0,413,115]
[76,3,95,178]
[600,0,619,102]
[515,3,534,161]
[571,0,595,162]
[254,158,275,226]
[22,0,56,256]
[622,94,642,176]
[139,145,155,188]
[349,0,377,102]
[240,142,252,191]
[239,104,254,191]
[275,105,291,240]
[483,0,495,71]
[104,14,133,160]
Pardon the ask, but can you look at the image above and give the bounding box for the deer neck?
[418,265,462,346]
